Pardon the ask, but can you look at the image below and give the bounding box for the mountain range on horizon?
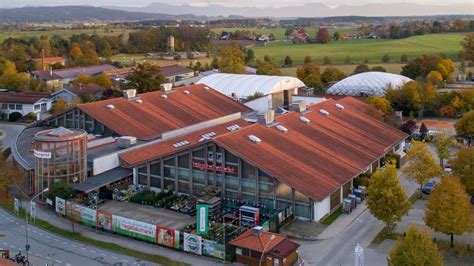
[105,2,474,17]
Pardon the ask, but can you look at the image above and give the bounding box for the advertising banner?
[174,230,180,249]
[203,239,225,260]
[13,198,19,213]
[183,233,202,255]
[66,202,96,227]
[112,215,156,243]
[156,226,175,248]
[96,210,112,231]
[196,204,208,235]
[55,197,66,215]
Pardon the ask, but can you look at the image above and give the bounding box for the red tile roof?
[160,64,194,78]
[77,84,251,140]
[31,57,65,63]
[67,83,105,97]
[270,239,300,258]
[32,64,116,81]
[120,119,249,166]
[229,229,287,253]
[214,97,407,201]
[0,91,51,104]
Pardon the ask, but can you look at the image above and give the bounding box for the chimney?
[160,83,173,92]
[49,66,53,76]
[257,110,275,125]
[41,48,45,71]
[123,89,137,99]
[252,226,263,236]
[290,101,307,113]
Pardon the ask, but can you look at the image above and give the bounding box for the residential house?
[51,83,106,103]
[0,91,53,120]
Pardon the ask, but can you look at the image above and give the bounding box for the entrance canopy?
[73,167,132,193]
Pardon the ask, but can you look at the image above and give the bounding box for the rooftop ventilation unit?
[183,90,190,95]
[161,83,173,92]
[201,131,217,139]
[106,104,115,109]
[320,109,330,116]
[172,140,190,148]
[136,99,143,104]
[122,89,137,99]
[248,135,262,144]
[335,103,345,109]
[290,101,307,113]
[117,136,137,148]
[299,116,310,123]
[161,95,168,99]
[226,124,241,132]
[276,125,288,133]
[203,86,210,91]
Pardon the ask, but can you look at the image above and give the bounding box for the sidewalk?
[30,202,225,266]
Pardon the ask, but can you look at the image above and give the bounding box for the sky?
[0,0,471,8]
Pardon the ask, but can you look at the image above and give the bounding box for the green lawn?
[212,26,358,41]
[252,33,465,65]
[0,29,134,42]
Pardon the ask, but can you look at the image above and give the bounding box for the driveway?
[0,123,25,151]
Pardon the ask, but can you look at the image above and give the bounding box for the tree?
[366,96,393,114]
[400,120,417,135]
[454,110,474,136]
[461,32,474,62]
[316,28,331,43]
[256,60,282,76]
[69,46,83,63]
[366,162,411,230]
[46,180,76,201]
[304,56,313,64]
[450,147,474,197]
[371,66,386,72]
[427,71,443,87]
[92,74,112,89]
[402,141,443,196]
[218,45,245,74]
[389,225,443,266]
[296,63,323,92]
[52,97,69,115]
[333,31,341,41]
[323,56,332,65]
[353,64,370,74]
[433,132,457,166]
[245,48,255,63]
[385,81,423,115]
[284,56,293,66]
[321,67,345,84]
[382,54,391,63]
[211,56,219,69]
[425,174,473,247]
[126,62,165,93]
[284,27,294,39]
[419,122,429,139]
[400,54,408,63]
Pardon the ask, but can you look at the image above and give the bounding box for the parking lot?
[99,200,195,230]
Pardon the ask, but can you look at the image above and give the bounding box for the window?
[295,203,310,219]
[164,167,176,178]
[295,191,310,203]
[34,105,40,111]
[164,157,175,167]
[138,166,147,175]
[150,176,161,188]
[164,179,175,191]
[15,104,22,110]
[178,153,189,168]
[258,170,273,183]
[242,179,256,194]
[138,174,148,186]
[193,171,206,184]
[8,104,15,110]
[1,104,6,109]
[276,182,292,200]
[193,148,205,158]
[150,162,161,176]
[178,182,189,193]
[242,161,256,180]
[225,150,238,163]
[178,169,189,181]
[225,176,239,190]
[259,182,273,197]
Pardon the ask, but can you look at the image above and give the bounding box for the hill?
[0,6,193,23]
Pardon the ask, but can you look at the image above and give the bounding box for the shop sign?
[112,215,156,243]
[192,162,235,174]
[34,150,51,159]
[183,233,202,255]
[156,226,175,248]
[55,197,66,215]
[196,204,208,235]
[96,210,112,231]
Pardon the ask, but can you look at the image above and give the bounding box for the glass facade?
[34,128,87,195]
[134,143,313,220]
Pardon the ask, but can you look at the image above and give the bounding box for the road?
[0,208,157,266]
[0,123,25,150]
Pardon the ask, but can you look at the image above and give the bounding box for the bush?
[353,172,372,188]
[8,112,22,122]
[384,153,401,168]
[18,112,36,123]
[129,190,175,208]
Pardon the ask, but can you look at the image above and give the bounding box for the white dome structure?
[197,73,306,99]
[327,72,412,97]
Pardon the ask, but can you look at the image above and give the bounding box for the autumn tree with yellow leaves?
[367,161,412,230]
[389,225,443,266]
[402,141,442,197]
[450,147,474,197]
[425,174,473,248]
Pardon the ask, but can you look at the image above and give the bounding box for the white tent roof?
[327,72,412,97]
[197,73,306,98]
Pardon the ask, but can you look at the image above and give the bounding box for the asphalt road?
[0,123,25,151]
[0,208,158,266]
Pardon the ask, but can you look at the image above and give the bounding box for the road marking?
[54,239,60,242]
[15,222,20,225]
[72,244,77,248]
[39,233,44,236]
[111,256,117,260]
[91,250,97,254]
[122,259,129,263]
[46,236,51,239]
[32,230,37,233]
[100,253,107,257]
[55,260,62,263]
[63,241,68,245]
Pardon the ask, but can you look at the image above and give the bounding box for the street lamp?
[25,187,49,263]
[259,234,275,266]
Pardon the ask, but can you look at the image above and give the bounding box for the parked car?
[422,180,437,195]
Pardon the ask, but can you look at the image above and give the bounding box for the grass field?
[109,53,213,67]
[0,29,134,42]
[212,26,358,41]
[252,33,464,65]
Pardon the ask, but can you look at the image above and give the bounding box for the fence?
[55,197,226,260]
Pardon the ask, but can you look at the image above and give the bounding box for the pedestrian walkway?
[29,202,225,266]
